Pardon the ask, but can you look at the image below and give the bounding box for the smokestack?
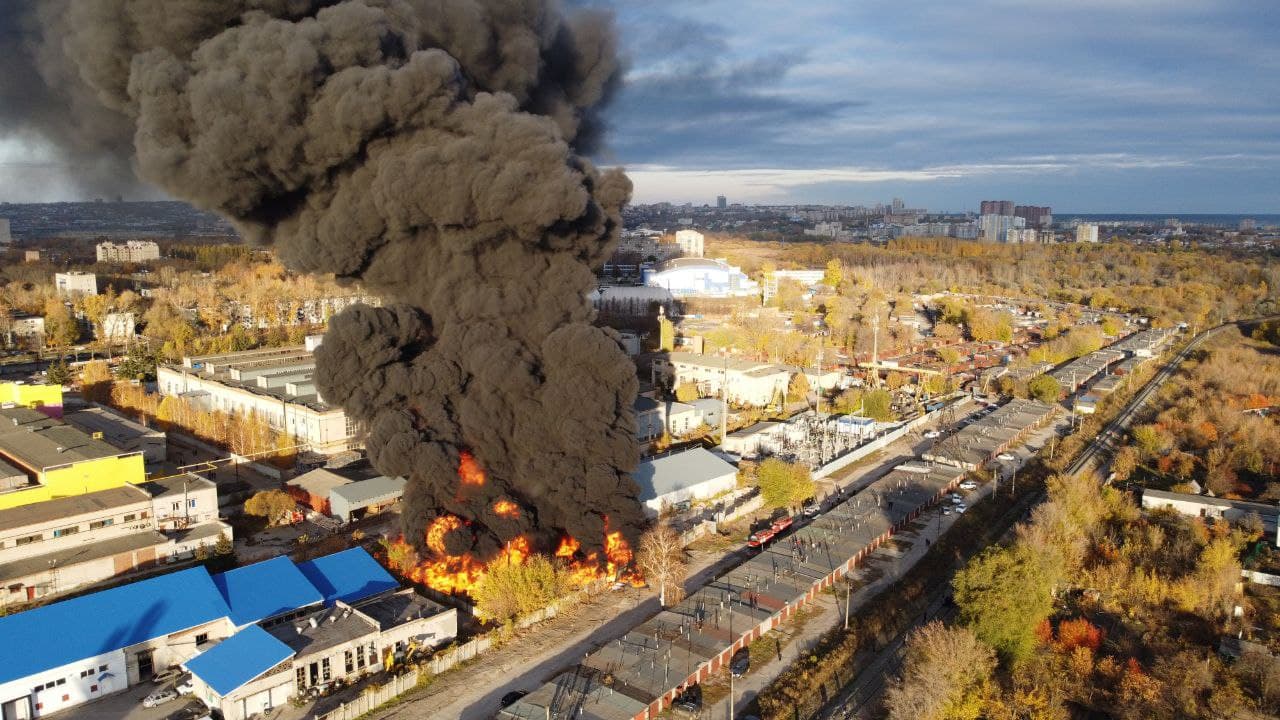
[7,1,642,563]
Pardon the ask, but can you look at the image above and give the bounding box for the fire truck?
[747,515,794,549]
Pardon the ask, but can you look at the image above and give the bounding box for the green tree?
[863,388,895,421]
[755,457,816,510]
[1026,374,1061,404]
[953,544,1055,665]
[116,344,157,381]
[472,554,565,625]
[243,490,297,527]
[46,359,72,386]
[674,381,700,403]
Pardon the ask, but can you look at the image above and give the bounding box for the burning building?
[5,0,645,591]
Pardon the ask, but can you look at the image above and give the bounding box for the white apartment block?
[1075,224,1099,243]
[674,229,705,258]
[654,352,792,407]
[96,241,161,263]
[157,346,355,454]
[54,272,97,297]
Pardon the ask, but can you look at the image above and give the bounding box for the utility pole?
[720,355,729,447]
[871,313,881,388]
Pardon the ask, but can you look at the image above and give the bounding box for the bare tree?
[636,520,688,607]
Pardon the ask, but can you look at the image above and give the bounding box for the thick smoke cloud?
[9,0,642,559]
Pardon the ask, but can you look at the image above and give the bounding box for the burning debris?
[5,0,645,592]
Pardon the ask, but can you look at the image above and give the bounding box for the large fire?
[380,456,643,599]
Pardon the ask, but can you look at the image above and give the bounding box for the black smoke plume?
[6,0,642,561]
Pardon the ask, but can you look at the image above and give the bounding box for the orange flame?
[492,499,520,518]
[458,451,485,486]
[426,514,464,555]
[554,536,581,558]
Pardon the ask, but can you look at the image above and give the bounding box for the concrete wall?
[642,472,737,517]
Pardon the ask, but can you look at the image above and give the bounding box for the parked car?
[924,430,941,439]
[730,648,751,678]
[801,499,820,518]
[175,677,195,695]
[956,503,968,513]
[152,668,182,685]
[500,690,528,708]
[996,453,1016,461]
[143,689,179,708]
[941,507,953,516]
[167,702,212,720]
[673,685,702,717]
[959,481,978,490]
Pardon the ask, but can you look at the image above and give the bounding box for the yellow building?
[0,381,64,415]
[0,407,145,510]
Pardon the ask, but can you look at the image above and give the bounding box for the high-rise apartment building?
[978,214,1025,242]
[1239,218,1257,232]
[1075,224,1099,243]
[96,240,161,263]
[674,229,705,257]
[716,195,727,209]
[979,200,1015,216]
[1014,205,1052,228]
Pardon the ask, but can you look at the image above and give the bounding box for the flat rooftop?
[0,529,169,584]
[139,473,217,501]
[353,589,449,630]
[166,347,335,413]
[503,461,964,719]
[0,484,152,533]
[63,407,163,447]
[0,407,130,470]
[267,605,376,657]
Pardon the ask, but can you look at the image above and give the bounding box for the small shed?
[285,468,354,514]
[329,476,407,523]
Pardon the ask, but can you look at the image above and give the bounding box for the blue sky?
[594,0,1280,212]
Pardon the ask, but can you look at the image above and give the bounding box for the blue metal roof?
[184,625,294,697]
[212,555,323,626]
[0,566,230,686]
[296,547,398,605]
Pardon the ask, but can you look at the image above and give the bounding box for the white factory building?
[53,272,97,297]
[652,352,792,407]
[673,229,705,257]
[156,343,355,455]
[632,447,738,517]
[643,258,759,299]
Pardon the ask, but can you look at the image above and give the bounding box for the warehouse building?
[501,461,964,720]
[0,407,146,510]
[157,345,355,454]
[286,467,406,523]
[652,352,792,408]
[922,398,1057,471]
[0,548,448,719]
[0,474,227,607]
[1141,489,1279,545]
[632,448,738,517]
[0,382,63,418]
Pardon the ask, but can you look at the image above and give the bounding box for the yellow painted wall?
[0,382,64,410]
[0,454,145,510]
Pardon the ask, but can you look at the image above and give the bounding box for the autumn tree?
[636,520,688,607]
[472,554,565,625]
[243,490,297,526]
[786,371,810,404]
[885,622,995,720]
[674,381,700,403]
[1110,445,1139,483]
[863,388,895,421]
[79,360,114,403]
[755,457,816,510]
[43,299,79,348]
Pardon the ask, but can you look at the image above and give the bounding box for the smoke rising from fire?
[6,0,643,561]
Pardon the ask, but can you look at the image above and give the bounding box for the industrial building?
[673,229,705,257]
[642,258,759,299]
[922,398,1058,471]
[633,397,701,442]
[0,406,147,510]
[722,421,785,457]
[95,240,161,264]
[501,461,965,720]
[53,272,97,297]
[652,353,792,408]
[0,474,226,607]
[0,548,452,720]
[1141,489,1279,545]
[157,345,355,454]
[0,382,62,418]
[286,466,406,523]
[632,448,738,517]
